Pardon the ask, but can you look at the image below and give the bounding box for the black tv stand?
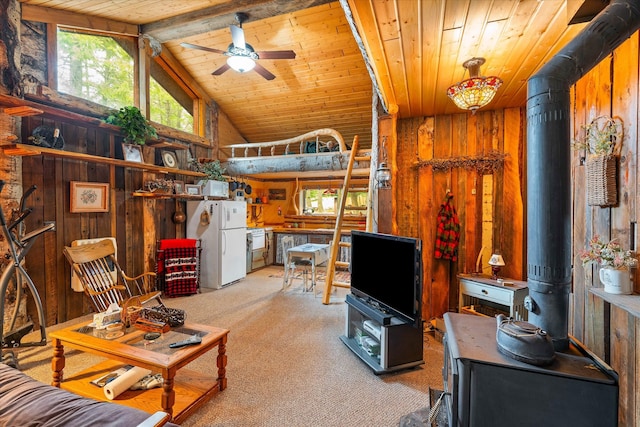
[340,294,424,374]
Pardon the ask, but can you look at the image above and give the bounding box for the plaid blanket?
[163,246,199,297]
[434,194,460,261]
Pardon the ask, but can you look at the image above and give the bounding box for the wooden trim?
[22,4,139,37]
[2,144,206,178]
[0,93,210,147]
[46,23,58,89]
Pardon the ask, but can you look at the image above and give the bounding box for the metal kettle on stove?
[496,314,555,366]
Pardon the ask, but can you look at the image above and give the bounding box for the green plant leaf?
[105,106,157,145]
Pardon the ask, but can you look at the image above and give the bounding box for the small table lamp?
[488,254,505,280]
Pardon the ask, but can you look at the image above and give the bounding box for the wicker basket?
[586,154,617,207]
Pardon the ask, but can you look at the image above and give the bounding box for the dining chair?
[281,236,312,291]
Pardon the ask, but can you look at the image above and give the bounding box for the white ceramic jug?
[599,267,633,295]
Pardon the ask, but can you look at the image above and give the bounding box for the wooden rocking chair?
[63,239,162,312]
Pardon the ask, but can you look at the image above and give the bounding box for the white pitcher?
[599,267,633,295]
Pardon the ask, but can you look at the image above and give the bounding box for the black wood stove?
[442,313,618,427]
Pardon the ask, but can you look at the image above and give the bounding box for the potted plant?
[105,106,157,145]
[190,159,229,197]
[580,235,637,294]
[190,159,226,181]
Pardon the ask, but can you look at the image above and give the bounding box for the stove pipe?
[526,0,640,350]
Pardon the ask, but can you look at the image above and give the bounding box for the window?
[302,187,368,216]
[150,77,193,133]
[57,29,134,108]
[57,29,196,134]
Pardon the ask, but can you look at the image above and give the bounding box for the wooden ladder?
[322,136,371,304]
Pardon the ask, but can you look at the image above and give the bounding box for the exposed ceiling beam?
[142,0,335,42]
[21,4,138,36]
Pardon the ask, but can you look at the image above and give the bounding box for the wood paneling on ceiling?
[19,0,594,150]
[347,0,589,118]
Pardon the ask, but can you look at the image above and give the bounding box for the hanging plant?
[105,106,157,145]
[571,115,623,155]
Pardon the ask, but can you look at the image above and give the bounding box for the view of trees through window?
[150,78,193,133]
[57,30,134,108]
[302,188,368,216]
[57,29,193,133]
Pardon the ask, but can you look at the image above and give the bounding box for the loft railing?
[219,128,347,159]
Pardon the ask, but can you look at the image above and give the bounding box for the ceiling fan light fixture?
[447,57,502,113]
[227,55,256,73]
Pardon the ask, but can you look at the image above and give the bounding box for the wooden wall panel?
[612,32,639,292]
[610,306,636,427]
[417,117,435,321]
[395,118,420,237]
[580,55,612,359]
[571,33,640,427]
[501,108,525,280]
[463,114,482,277]
[16,117,194,325]
[432,115,453,317]
[397,108,525,320]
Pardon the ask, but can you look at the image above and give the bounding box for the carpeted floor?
[268,267,350,283]
[10,266,443,426]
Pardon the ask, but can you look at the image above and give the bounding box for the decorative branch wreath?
[415,150,507,174]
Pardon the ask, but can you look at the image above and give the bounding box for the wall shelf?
[0,93,210,148]
[131,192,229,201]
[2,143,207,177]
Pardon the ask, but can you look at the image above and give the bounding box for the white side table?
[458,274,529,320]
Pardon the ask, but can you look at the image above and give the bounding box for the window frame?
[301,185,369,216]
[53,25,204,136]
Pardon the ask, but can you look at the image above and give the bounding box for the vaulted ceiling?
[18,0,593,151]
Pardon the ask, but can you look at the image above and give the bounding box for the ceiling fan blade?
[253,63,276,80]
[180,42,226,55]
[256,50,296,60]
[212,63,231,76]
[230,25,246,49]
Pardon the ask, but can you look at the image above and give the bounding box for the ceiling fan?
[180,13,296,81]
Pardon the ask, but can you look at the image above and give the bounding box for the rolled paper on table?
[103,366,152,400]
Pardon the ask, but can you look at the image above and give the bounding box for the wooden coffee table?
[50,321,229,423]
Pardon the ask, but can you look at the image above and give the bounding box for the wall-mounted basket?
[586,153,617,207]
[573,115,622,207]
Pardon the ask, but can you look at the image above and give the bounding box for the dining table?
[284,243,330,292]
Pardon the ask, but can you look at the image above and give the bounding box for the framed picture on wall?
[122,143,143,163]
[70,181,110,213]
[269,188,286,200]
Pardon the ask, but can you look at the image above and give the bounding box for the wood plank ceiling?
[19,0,591,151]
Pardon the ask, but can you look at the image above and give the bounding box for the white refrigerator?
[186,200,247,289]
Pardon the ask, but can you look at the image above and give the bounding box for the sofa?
[0,362,179,426]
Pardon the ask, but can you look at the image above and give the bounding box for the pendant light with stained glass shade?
[447,57,502,113]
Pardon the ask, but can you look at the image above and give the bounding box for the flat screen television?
[349,231,422,325]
